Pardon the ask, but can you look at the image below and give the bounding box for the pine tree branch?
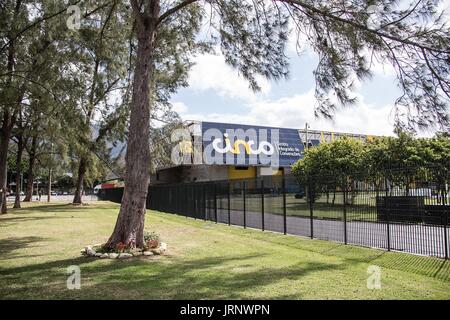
[277,0,449,54]
[421,47,450,98]
[9,74,62,104]
[378,0,422,30]
[157,0,199,26]
[0,0,115,55]
[0,0,82,54]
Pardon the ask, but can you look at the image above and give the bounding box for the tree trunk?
[13,135,24,208]
[23,168,34,202]
[406,176,410,196]
[47,168,52,203]
[105,3,159,249]
[0,1,19,214]
[73,158,86,204]
[23,136,37,202]
[0,104,15,213]
[0,126,10,214]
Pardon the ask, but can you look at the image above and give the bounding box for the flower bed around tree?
[81,231,167,259]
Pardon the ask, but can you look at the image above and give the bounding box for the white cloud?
[176,89,398,137]
[171,101,188,114]
[177,47,398,136]
[188,54,271,101]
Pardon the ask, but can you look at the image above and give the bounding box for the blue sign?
[201,121,304,167]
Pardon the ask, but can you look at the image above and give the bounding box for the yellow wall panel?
[228,166,256,180]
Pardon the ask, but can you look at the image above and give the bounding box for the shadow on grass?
[4,204,78,214]
[0,236,48,259]
[6,202,117,215]
[300,241,449,281]
[0,216,64,225]
[228,229,450,282]
[0,253,344,299]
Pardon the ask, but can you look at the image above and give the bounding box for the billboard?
[201,121,304,167]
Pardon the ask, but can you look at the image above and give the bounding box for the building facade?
[152,120,373,184]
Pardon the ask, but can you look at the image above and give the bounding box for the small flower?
[116,242,126,252]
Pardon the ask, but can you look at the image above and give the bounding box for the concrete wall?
[181,165,228,182]
[153,165,291,184]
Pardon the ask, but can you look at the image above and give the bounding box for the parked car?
[295,191,306,199]
[9,191,25,197]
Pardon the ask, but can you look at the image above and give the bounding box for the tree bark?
[13,135,24,208]
[0,125,10,214]
[105,1,159,249]
[23,136,37,202]
[47,168,52,203]
[0,0,21,214]
[0,109,14,213]
[73,158,86,204]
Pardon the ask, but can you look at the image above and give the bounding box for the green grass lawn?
[0,201,449,300]
[228,195,378,221]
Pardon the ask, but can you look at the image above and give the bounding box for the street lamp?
[305,122,310,151]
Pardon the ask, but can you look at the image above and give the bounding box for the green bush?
[144,231,161,249]
[144,231,160,242]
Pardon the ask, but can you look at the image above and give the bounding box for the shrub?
[144,231,160,242]
[144,231,161,249]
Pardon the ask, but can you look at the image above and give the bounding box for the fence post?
[227,182,231,226]
[308,178,314,239]
[206,184,210,221]
[385,177,390,251]
[193,186,197,220]
[186,186,189,218]
[443,188,448,260]
[196,186,199,220]
[214,183,218,224]
[261,179,265,231]
[191,186,194,218]
[243,181,246,229]
[445,209,448,260]
[183,186,187,218]
[175,187,178,214]
[203,185,206,220]
[197,186,200,220]
[282,175,287,235]
[343,184,348,245]
[200,185,207,221]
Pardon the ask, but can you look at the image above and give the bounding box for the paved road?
[214,209,449,258]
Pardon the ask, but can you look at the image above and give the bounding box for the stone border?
[81,242,167,259]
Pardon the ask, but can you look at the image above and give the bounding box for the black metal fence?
[98,167,449,259]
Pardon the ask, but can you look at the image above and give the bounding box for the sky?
[169,2,450,138]
[170,49,402,137]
